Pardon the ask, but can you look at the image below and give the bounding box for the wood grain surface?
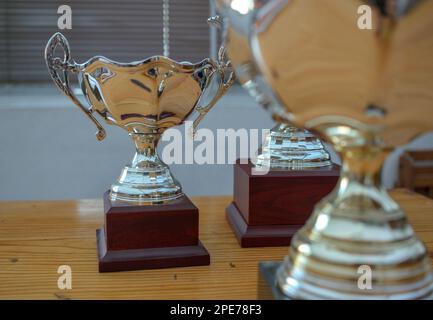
[0,189,432,299]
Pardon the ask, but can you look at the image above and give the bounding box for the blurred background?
[0,0,432,201]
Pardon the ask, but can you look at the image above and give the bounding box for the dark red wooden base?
[226,160,340,247]
[226,202,300,247]
[97,191,210,272]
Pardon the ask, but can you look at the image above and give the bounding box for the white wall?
[0,84,432,201]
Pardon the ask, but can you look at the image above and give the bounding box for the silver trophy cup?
[45,32,234,204]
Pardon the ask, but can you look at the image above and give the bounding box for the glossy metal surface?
[256,124,331,169]
[218,0,433,299]
[212,7,331,170]
[45,32,234,204]
[253,0,432,147]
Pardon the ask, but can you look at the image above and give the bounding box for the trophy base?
[97,230,209,272]
[97,191,210,272]
[226,160,339,247]
[226,203,299,247]
[257,261,288,300]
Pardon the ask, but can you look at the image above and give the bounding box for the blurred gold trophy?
[45,32,233,271]
[218,0,433,298]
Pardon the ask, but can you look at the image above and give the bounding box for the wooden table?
[0,190,432,299]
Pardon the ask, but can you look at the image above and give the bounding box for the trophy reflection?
[219,0,433,299]
[45,32,233,271]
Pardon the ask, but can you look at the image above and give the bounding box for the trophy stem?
[255,123,332,170]
[276,142,433,299]
[130,132,162,167]
[109,133,183,204]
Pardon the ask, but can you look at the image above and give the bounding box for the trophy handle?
[192,46,235,134]
[45,32,106,141]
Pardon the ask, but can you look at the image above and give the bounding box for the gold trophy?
[45,32,233,272]
[210,10,339,248]
[218,0,433,298]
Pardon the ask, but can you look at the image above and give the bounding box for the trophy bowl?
[45,32,233,204]
[218,0,433,299]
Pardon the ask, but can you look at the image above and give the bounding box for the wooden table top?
[0,189,432,300]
